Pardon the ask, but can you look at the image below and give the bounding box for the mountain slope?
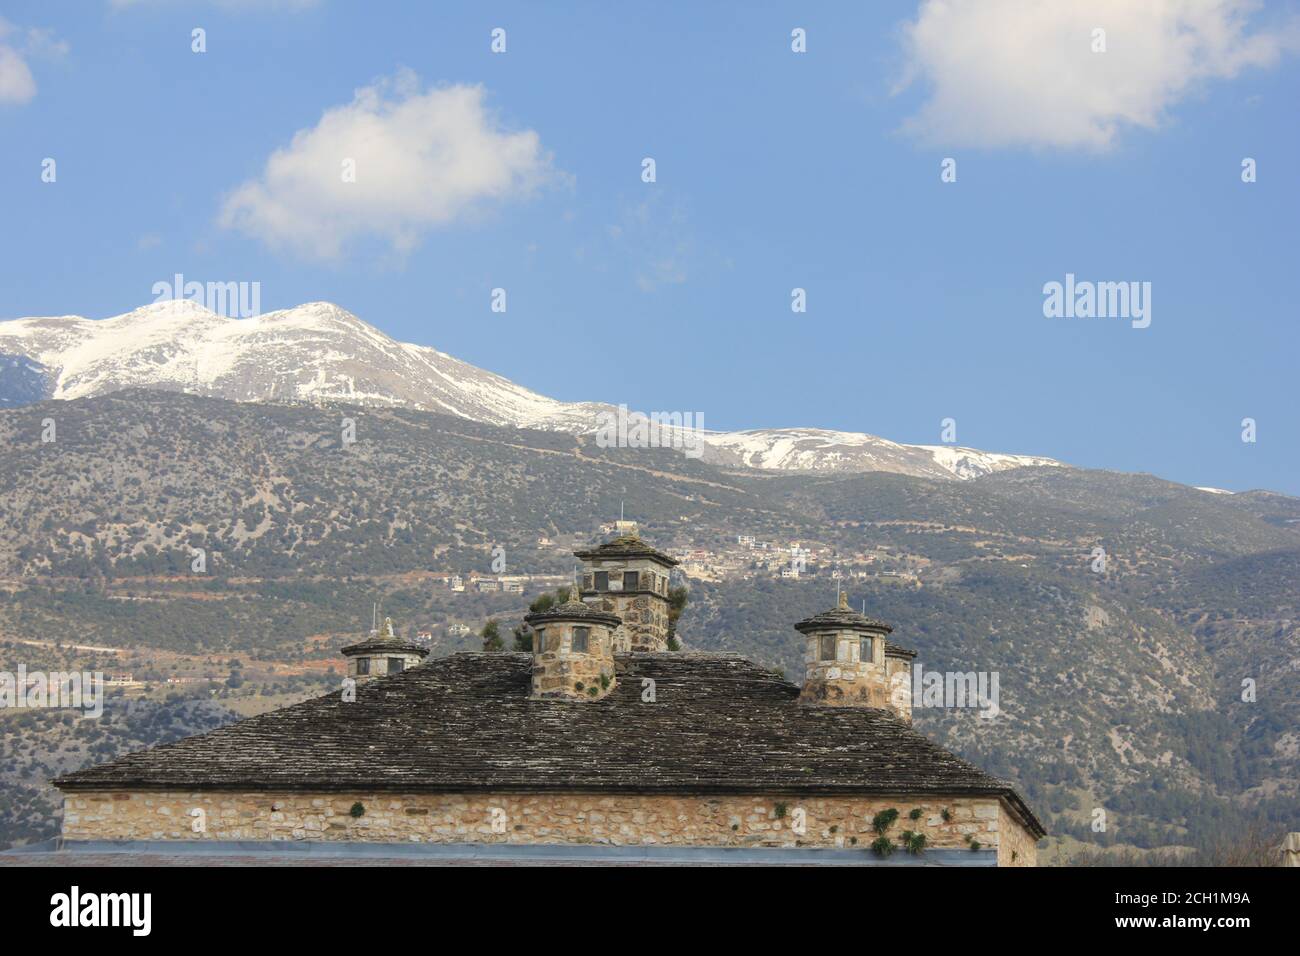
[0,390,1295,852]
[0,300,1062,481]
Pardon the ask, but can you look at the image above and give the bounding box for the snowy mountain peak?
[0,300,1067,481]
[703,428,1060,480]
[112,298,218,321]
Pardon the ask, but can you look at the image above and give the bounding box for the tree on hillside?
[517,586,579,652]
[528,586,572,616]
[480,619,503,652]
[667,585,689,651]
[512,623,533,652]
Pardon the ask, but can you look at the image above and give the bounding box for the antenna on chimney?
[620,500,624,521]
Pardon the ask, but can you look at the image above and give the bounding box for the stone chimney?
[341,617,428,684]
[524,594,622,700]
[795,593,915,722]
[1281,832,1300,867]
[574,532,678,651]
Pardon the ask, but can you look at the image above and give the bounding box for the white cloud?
[636,258,689,293]
[896,0,1298,150]
[219,71,557,259]
[0,45,36,105]
[0,18,66,106]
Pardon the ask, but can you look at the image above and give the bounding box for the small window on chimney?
[623,571,639,591]
[819,635,836,660]
[388,658,405,674]
[860,637,874,663]
[534,628,546,653]
[594,571,609,590]
[356,658,370,675]
[572,627,590,653]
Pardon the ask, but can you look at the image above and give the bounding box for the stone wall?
[997,803,1038,867]
[347,650,423,684]
[884,656,913,722]
[799,629,911,720]
[531,620,617,700]
[581,557,671,651]
[62,790,1037,865]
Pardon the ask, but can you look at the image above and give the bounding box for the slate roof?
[54,652,1044,837]
[524,597,622,628]
[339,636,429,658]
[794,602,894,635]
[341,618,428,659]
[795,597,912,658]
[574,534,679,567]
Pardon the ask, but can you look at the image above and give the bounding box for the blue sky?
[1,1,1297,494]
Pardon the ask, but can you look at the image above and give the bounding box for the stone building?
[525,592,621,700]
[340,616,428,684]
[54,531,1045,865]
[574,533,677,651]
[796,592,916,718]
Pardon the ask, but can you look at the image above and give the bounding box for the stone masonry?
[529,620,618,700]
[795,593,914,722]
[61,790,1036,865]
[525,596,621,700]
[576,535,677,652]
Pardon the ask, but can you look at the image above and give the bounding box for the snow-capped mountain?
[0,300,1065,480]
[0,300,609,428]
[703,428,1060,480]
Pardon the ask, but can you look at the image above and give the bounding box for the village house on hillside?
[54,531,1044,865]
